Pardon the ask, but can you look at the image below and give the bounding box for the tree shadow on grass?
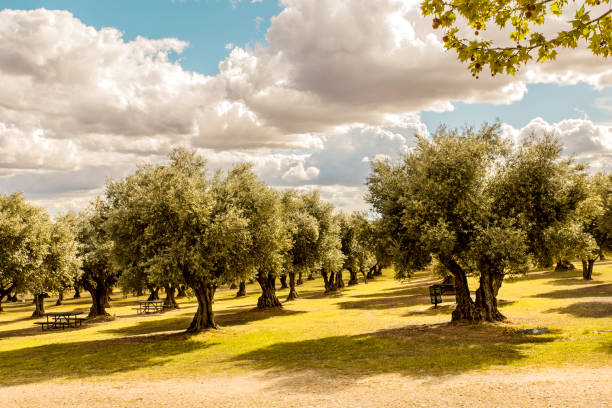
[404,304,455,317]
[549,276,605,286]
[100,307,306,337]
[231,323,555,390]
[337,294,431,310]
[545,301,612,318]
[0,332,214,386]
[348,284,430,299]
[532,284,612,299]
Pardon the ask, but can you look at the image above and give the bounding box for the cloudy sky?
[0,0,611,215]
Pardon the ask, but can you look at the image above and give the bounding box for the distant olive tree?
[0,193,49,314]
[77,201,118,318]
[281,190,320,301]
[220,163,290,309]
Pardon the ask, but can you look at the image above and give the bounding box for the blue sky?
[1,0,282,74]
[4,0,609,129]
[0,0,611,213]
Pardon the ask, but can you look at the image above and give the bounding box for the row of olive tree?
[78,149,386,332]
[367,123,612,323]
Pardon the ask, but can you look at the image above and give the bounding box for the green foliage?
[367,122,590,321]
[281,190,321,275]
[421,0,612,76]
[77,200,118,297]
[367,122,507,279]
[300,191,344,274]
[489,133,588,267]
[338,212,375,275]
[0,193,50,296]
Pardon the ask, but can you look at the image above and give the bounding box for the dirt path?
[5,367,611,407]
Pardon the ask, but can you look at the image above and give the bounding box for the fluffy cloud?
[504,118,612,172]
[0,3,611,215]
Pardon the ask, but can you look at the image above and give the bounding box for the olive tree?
[0,193,49,313]
[77,201,118,318]
[294,192,344,294]
[281,190,320,301]
[108,149,252,332]
[422,0,612,77]
[339,212,375,286]
[28,215,81,315]
[367,123,586,322]
[220,164,290,309]
[105,163,185,309]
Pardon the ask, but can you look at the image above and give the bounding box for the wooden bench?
[429,282,456,307]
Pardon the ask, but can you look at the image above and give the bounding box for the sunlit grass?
[0,262,610,386]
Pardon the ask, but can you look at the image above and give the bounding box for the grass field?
[1,264,611,407]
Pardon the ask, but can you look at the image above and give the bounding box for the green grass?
[0,264,610,387]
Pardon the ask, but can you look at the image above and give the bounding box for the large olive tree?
[367,123,586,322]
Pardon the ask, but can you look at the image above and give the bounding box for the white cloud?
[503,118,612,172]
[0,4,611,215]
[282,163,320,182]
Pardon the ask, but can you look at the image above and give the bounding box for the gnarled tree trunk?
[256,272,282,308]
[147,286,160,301]
[442,257,482,323]
[347,268,358,286]
[475,269,505,322]
[187,283,217,333]
[32,293,46,317]
[335,270,345,289]
[236,280,246,297]
[84,281,110,318]
[73,279,81,299]
[279,274,288,289]
[366,263,377,280]
[0,284,15,312]
[307,272,314,280]
[582,259,595,280]
[373,264,383,276]
[163,284,179,309]
[55,290,64,306]
[286,272,298,301]
[296,272,303,285]
[176,285,187,298]
[322,269,339,293]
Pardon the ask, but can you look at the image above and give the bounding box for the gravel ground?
[5,367,611,407]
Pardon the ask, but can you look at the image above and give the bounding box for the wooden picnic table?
[34,312,86,330]
[134,300,165,314]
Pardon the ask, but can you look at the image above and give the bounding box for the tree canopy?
[421,0,612,76]
[367,123,587,322]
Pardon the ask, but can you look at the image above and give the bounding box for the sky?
[0,0,611,215]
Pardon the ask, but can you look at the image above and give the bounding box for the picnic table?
[34,312,86,330]
[133,300,165,314]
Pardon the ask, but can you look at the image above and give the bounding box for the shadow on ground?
[545,301,612,318]
[532,284,612,299]
[337,294,431,310]
[232,323,555,390]
[100,307,306,337]
[0,332,214,386]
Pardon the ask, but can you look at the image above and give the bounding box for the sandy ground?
[4,367,611,408]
